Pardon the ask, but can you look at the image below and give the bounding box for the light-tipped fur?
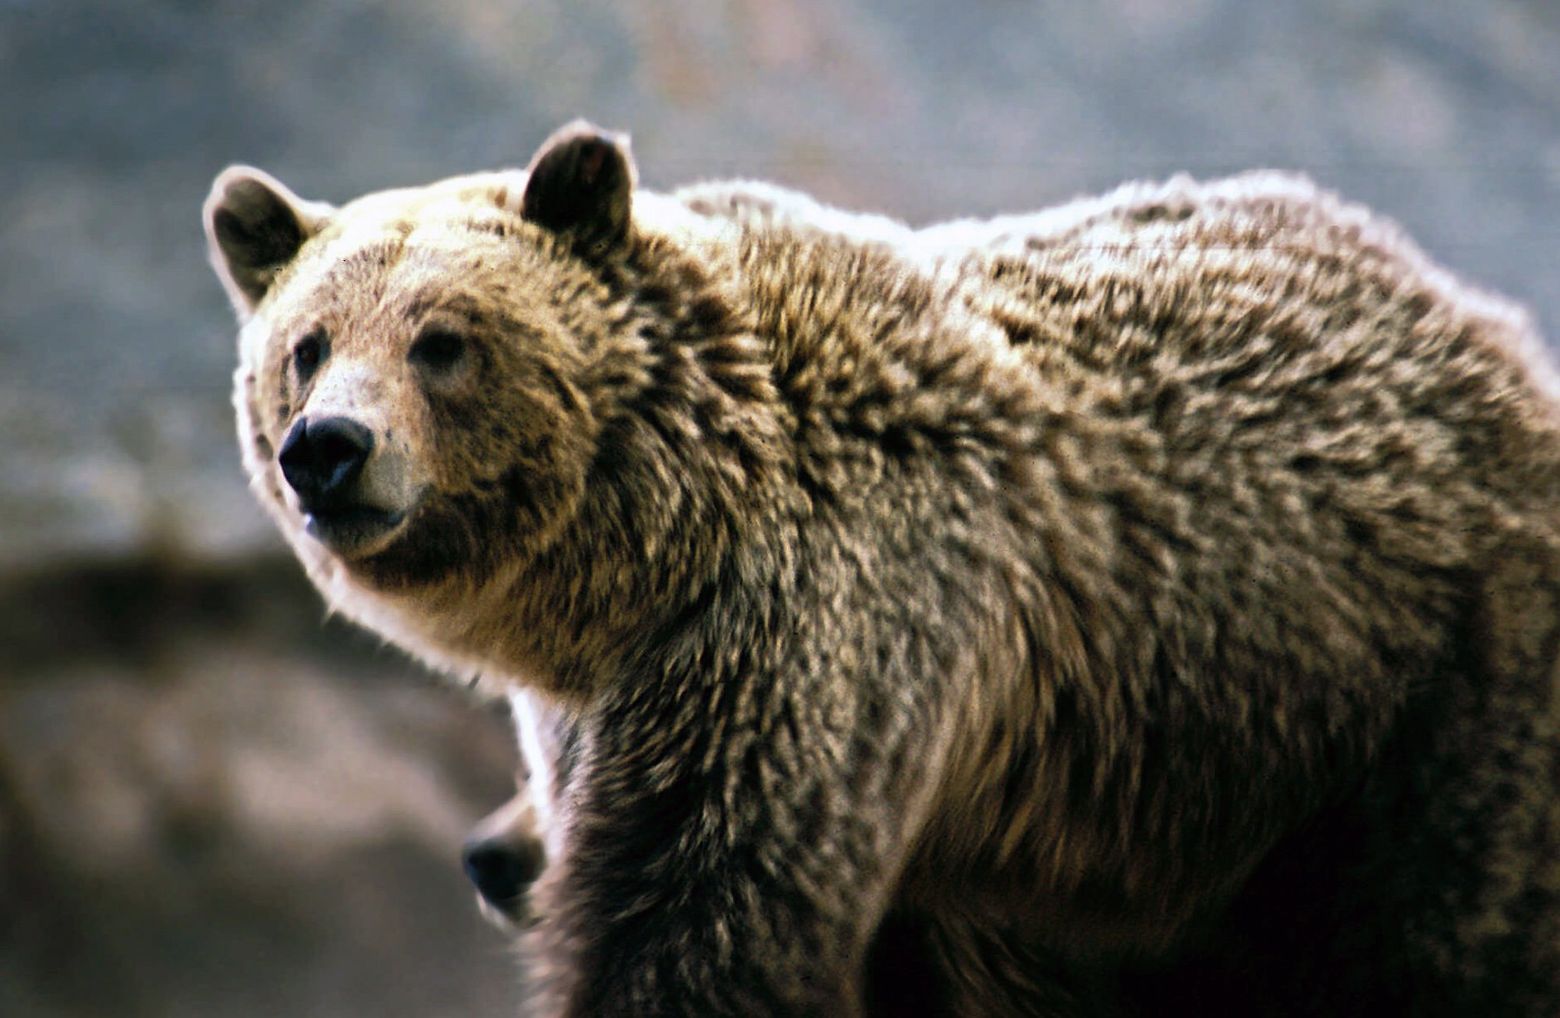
[206,123,1560,1016]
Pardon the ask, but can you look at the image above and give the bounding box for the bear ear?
[521,120,636,254]
[203,166,331,316]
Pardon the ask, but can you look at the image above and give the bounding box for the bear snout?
[462,828,546,928]
[278,415,374,508]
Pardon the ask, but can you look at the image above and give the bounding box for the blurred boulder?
[0,563,521,1017]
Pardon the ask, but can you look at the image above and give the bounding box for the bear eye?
[409,328,467,373]
[292,329,328,381]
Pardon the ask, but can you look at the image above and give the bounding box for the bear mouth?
[301,502,408,556]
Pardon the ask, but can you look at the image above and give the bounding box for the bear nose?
[277,416,374,504]
[461,832,545,913]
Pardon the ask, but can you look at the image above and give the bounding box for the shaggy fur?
[205,121,1560,1016]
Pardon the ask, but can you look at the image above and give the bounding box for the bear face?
[207,126,745,693]
[209,124,805,700]
[212,162,608,578]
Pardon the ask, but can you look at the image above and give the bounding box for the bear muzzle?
[278,415,407,554]
[462,796,547,932]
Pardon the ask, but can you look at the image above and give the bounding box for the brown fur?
[205,122,1560,1016]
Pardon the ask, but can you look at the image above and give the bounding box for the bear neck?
[407,230,807,702]
[488,218,1001,703]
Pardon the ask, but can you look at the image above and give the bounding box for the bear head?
[206,122,793,694]
[204,123,642,596]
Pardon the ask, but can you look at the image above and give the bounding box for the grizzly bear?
[205,120,1560,1016]
[462,690,575,933]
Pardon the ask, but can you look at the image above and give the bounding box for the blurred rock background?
[0,0,1556,1014]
